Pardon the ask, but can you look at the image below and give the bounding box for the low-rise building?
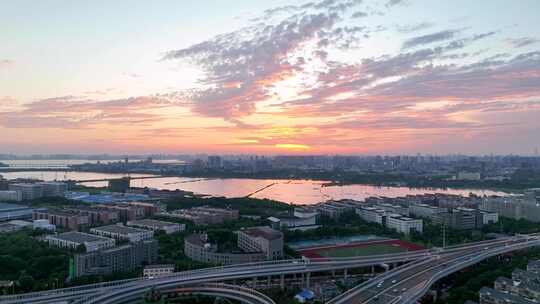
[268,208,318,230]
[494,276,540,301]
[65,206,119,225]
[481,196,540,222]
[9,183,44,200]
[90,224,153,242]
[74,239,158,277]
[0,222,22,233]
[99,204,145,222]
[38,182,67,197]
[376,203,409,216]
[0,202,32,221]
[126,219,185,234]
[33,219,55,231]
[457,171,481,181]
[184,233,265,265]
[479,286,534,304]
[316,200,357,219]
[126,202,160,217]
[527,260,540,274]
[0,191,22,202]
[46,231,115,252]
[33,209,89,230]
[237,226,283,260]
[478,210,499,225]
[409,204,447,219]
[161,206,239,225]
[143,264,175,278]
[385,214,423,235]
[356,206,386,225]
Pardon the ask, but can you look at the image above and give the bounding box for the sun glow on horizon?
[274,143,311,151]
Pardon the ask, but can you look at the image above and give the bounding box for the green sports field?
[309,243,407,258]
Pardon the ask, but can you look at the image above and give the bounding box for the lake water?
[0,171,508,205]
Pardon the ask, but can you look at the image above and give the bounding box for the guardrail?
[327,257,434,304]
[150,283,276,304]
[399,239,540,304]
[2,235,536,304]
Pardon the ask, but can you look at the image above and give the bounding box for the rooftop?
[91,224,149,235]
[479,287,533,303]
[128,219,179,227]
[48,231,113,243]
[9,183,42,187]
[144,264,175,269]
[0,203,31,211]
[185,233,212,246]
[241,226,282,240]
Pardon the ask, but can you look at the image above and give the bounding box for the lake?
[0,171,508,205]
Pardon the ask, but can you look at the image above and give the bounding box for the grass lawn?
[313,243,407,257]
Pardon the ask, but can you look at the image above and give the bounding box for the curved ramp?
[161,283,276,304]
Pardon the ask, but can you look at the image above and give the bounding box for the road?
[1,234,538,304]
[109,283,276,304]
[328,234,540,304]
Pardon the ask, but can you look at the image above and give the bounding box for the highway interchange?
[1,234,539,304]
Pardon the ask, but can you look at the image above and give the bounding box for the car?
[401,288,407,292]
[391,279,397,283]
[393,289,398,293]
[484,247,489,250]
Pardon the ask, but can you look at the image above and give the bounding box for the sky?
[1,0,540,155]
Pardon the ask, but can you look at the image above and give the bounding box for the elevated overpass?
[74,283,276,304]
[0,250,435,304]
[1,234,539,304]
[328,234,540,304]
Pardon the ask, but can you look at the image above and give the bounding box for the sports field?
[298,239,423,259]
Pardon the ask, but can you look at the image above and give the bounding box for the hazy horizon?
[1,0,539,155]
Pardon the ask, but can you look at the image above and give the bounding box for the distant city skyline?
[1,0,539,154]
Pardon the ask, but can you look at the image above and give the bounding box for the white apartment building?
[38,182,68,197]
[237,226,283,260]
[376,203,409,216]
[90,224,153,242]
[385,214,423,235]
[356,206,386,224]
[126,219,185,234]
[409,203,447,219]
[479,210,499,225]
[0,191,22,202]
[143,264,175,278]
[46,231,115,252]
[8,183,43,200]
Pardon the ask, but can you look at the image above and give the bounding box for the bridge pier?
[344,268,348,279]
[331,269,336,277]
[280,274,285,290]
[267,276,271,288]
[306,272,311,289]
[252,277,257,289]
[371,265,375,275]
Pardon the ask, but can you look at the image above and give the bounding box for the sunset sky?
[1,0,539,155]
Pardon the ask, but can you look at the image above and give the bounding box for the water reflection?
[0,171,507,205]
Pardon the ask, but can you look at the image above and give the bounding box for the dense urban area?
[1,154,540,304]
